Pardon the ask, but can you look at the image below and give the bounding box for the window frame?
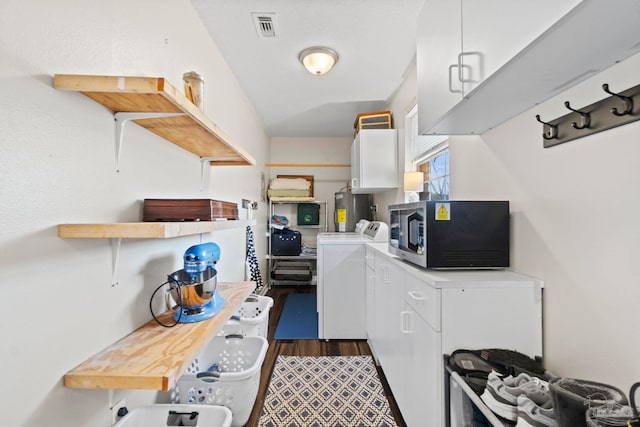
[404,105,450,201]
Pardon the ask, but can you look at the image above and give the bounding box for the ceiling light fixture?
[299,46,338,75]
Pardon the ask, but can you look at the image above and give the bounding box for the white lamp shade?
[404,172,425,192]
[299,47,338,75]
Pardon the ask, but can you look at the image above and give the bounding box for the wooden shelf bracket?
[199,156,244,190]
[114,112,186,172]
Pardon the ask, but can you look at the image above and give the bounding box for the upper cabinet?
[351,129,397,194]
[54,74,256,166]
[417,0,640,135]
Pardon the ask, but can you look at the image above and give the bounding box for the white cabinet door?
[373,253,406,412]
[404,307,440,427]
[351,129,397,194]
[460,0,582,95]
[319,243,366,339]
[440,286,543,358]
[417,0,463,133]
[417,0,583,134]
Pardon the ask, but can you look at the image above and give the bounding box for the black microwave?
[388,200,510,269]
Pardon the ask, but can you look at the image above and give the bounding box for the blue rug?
[274,293,318,340]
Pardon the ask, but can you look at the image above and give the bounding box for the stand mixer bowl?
[168,267,217,310]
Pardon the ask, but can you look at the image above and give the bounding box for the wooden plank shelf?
[265,163,351,167]
[53,74,256,166]
[58,219,256,239]
[64,281,255,391]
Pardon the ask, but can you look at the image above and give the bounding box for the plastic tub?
[219,295,273,338]
[177,335,268,427]
[114,404,232,427]
[550,378,628,427]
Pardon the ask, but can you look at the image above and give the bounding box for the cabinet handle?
[448,64,462,94]
[400,311,413,334]
[407,291,425,302]
[457,51,482,84]
[382,265,390,283]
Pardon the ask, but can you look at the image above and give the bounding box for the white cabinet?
[417,0,630,135]
[460,0,581,95]
[418,0,579,130]
[372,252,406,409]
[403,273,441,427]
[317,243,366,339]
[416,0,463,129]
[351,129,397,194]
[367,245,543,427]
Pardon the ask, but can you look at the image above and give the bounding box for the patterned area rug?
[259,355,397,427]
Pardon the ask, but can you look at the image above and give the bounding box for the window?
[405,105,449,200]
[417,148,449,200]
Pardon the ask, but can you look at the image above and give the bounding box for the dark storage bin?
[297,203,320,225]
[271,229,302,256]
[271,260,312,281]
[550,378,628,427]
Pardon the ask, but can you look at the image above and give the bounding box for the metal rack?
[444,357,510,427]
[267,199,328,288]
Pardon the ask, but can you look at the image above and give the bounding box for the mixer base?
[174,290,226,323]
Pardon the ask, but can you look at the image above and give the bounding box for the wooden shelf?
[58,219,256,239]
[267,255,317,260]
[53,74,256,166]
[64,281,254,391]
[265,163,350,167]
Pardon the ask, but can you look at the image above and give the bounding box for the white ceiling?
[191,0,425,138]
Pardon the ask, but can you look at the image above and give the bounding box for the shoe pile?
[448,348,547,396]
[481,371,555,426]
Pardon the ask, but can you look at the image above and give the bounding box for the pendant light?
[299,47,338,75]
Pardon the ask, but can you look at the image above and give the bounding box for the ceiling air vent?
[251,12,277,38]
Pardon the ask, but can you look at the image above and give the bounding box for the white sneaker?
[481,370,550,421]
[515,394,554,427]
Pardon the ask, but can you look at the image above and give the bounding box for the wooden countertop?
[64,281,254,391]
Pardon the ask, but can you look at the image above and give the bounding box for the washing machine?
[317,220,388,339]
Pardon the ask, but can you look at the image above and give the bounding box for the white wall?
[447,52,640,391]
[0,1,269,426]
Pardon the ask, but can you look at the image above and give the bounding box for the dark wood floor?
[243,285,406,427]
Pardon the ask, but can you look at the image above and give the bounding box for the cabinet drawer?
[405,272,440,331]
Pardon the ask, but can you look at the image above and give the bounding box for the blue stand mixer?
[167,242,226,323]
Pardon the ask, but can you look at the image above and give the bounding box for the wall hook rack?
[563,101,591,129]
[539,81,640,148]
[602,83,634,116]
[535,115,558,140]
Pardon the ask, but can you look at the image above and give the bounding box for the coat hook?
[535,114,558,140]
[602,83,634,116]
[564,101,591,129]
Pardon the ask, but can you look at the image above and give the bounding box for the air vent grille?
[251,12,277,38]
